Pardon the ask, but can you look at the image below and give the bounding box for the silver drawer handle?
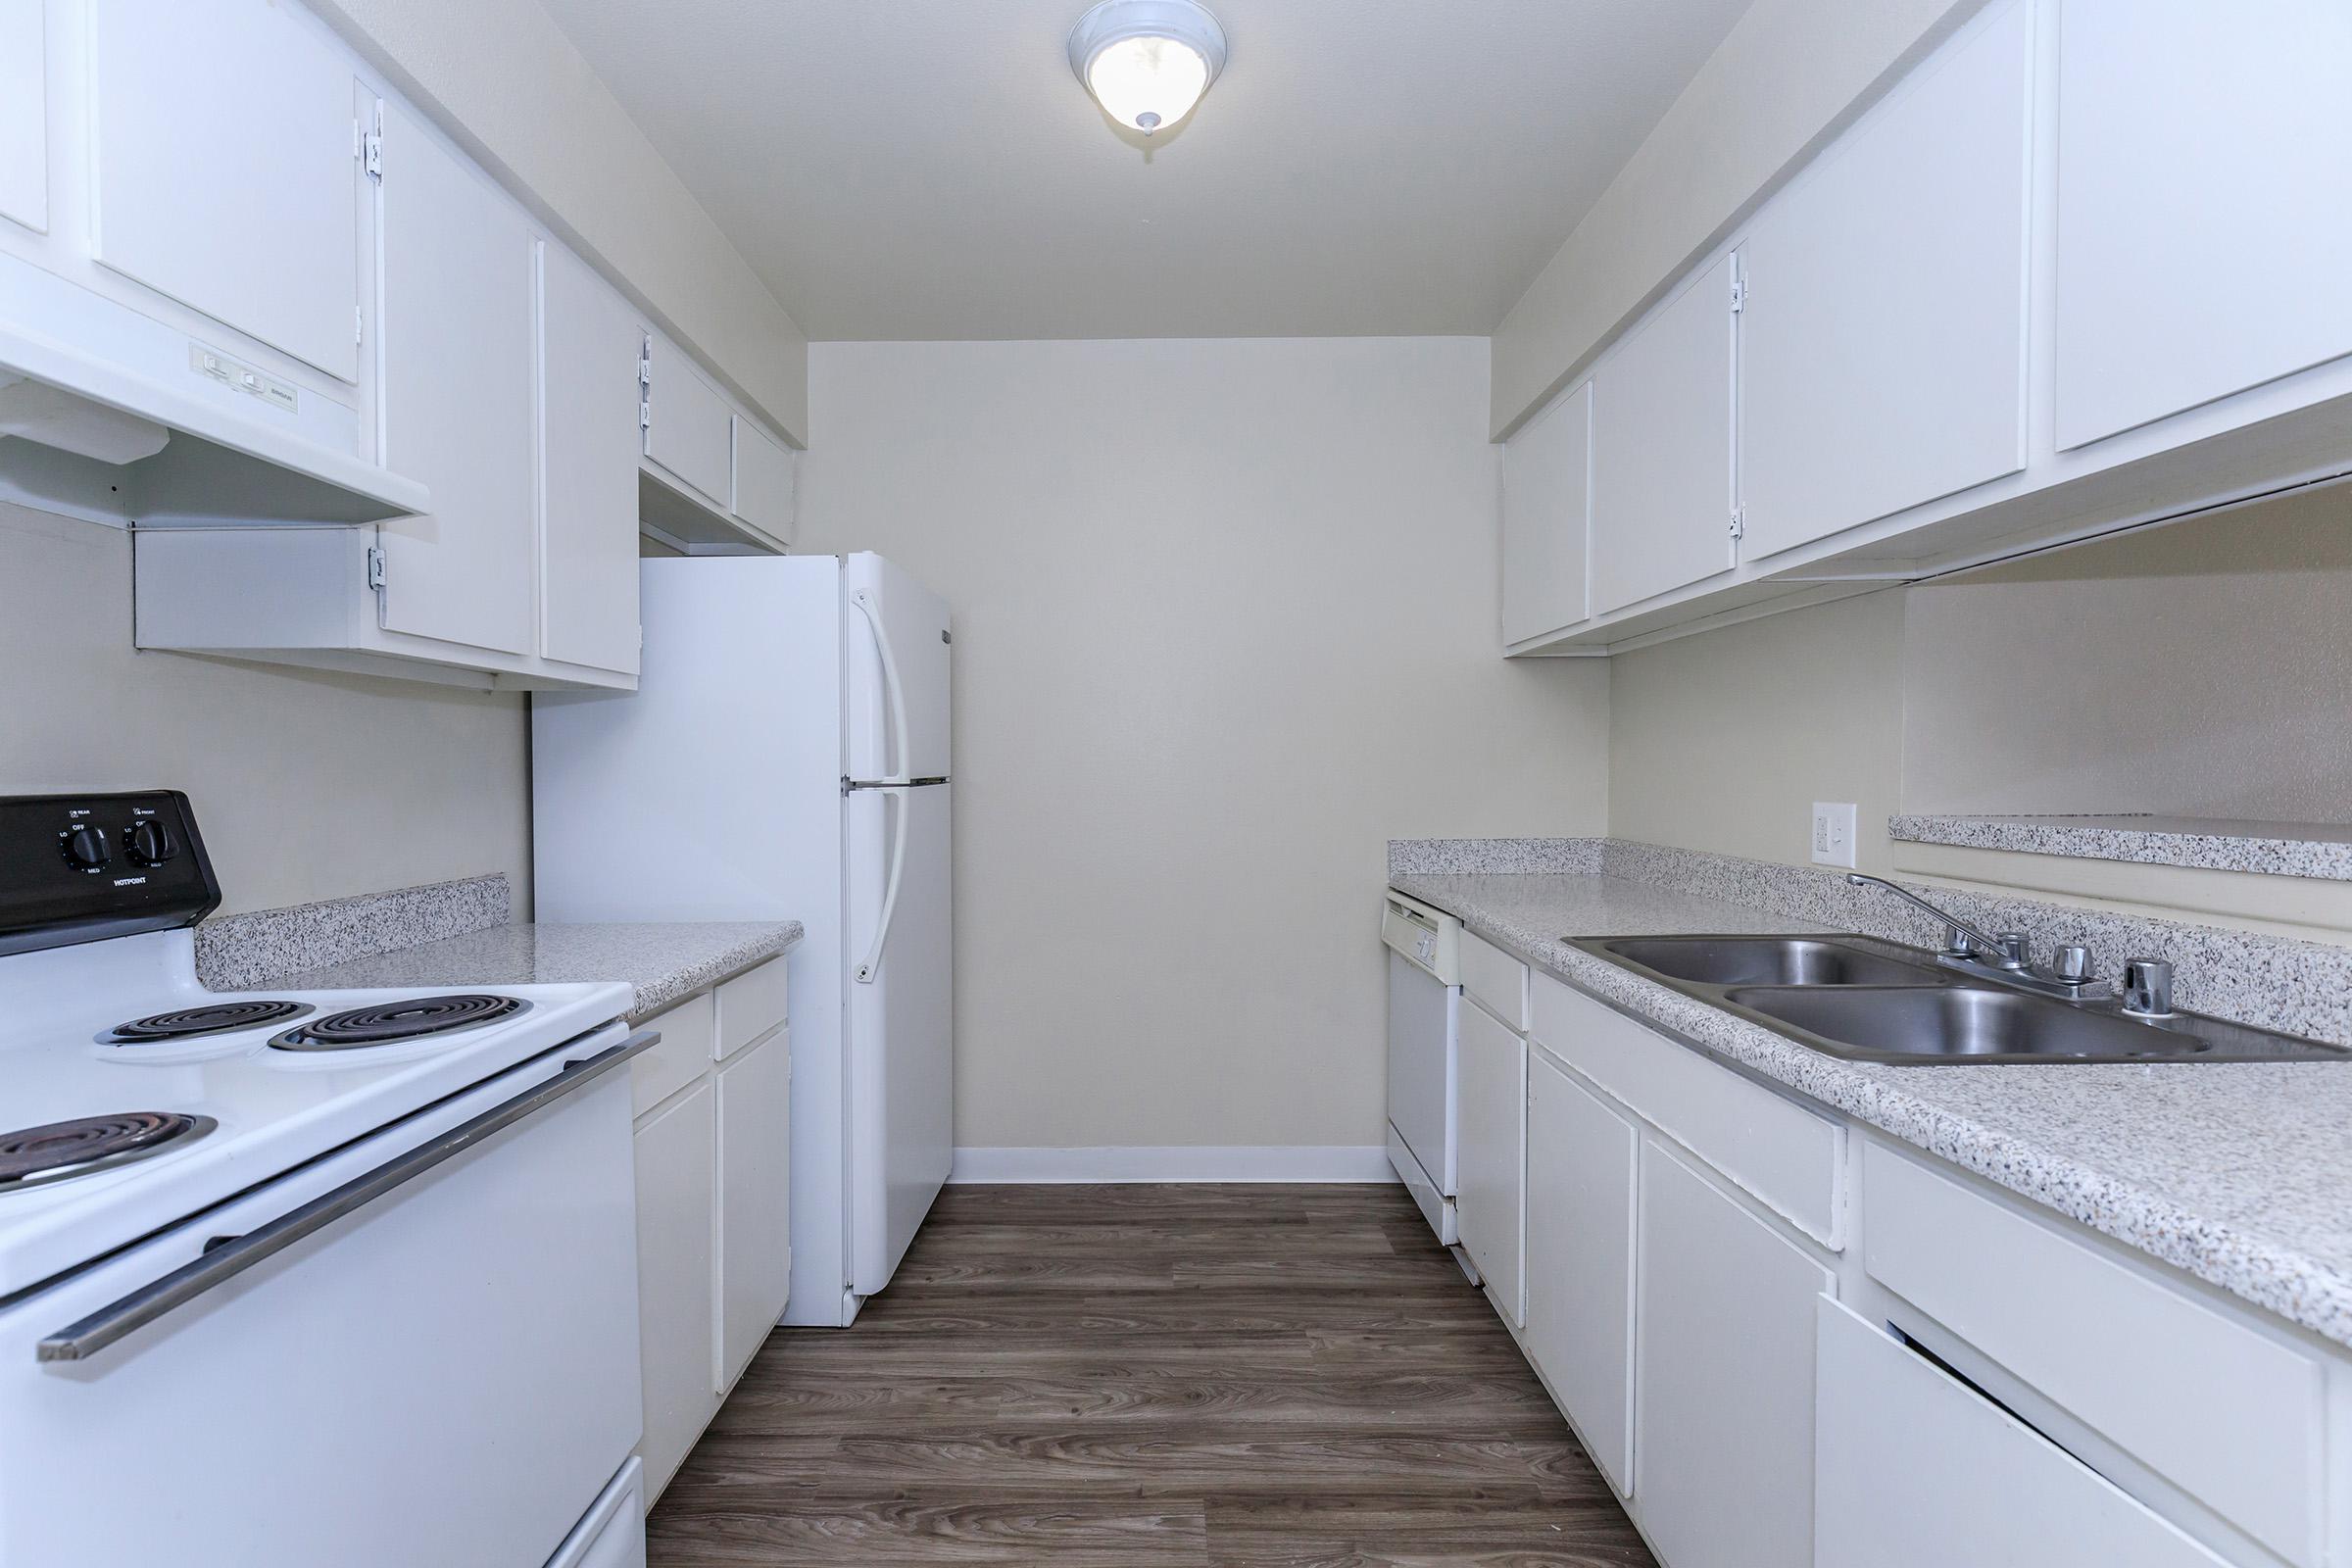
[37,1028,660,1365]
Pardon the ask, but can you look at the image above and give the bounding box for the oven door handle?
[35,1027,659,1366]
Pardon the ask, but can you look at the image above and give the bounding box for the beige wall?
[798,337,1610,1152]
[1609,588,1908,874]
[1492,0,1975,435]
[313,0,808,444]
[1904,486,2352,821]
[0,505,529,915]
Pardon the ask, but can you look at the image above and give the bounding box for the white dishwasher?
[1384,890,1465,1248]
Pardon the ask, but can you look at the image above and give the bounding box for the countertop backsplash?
[194,874,513,993]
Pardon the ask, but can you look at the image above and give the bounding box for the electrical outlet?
[1811,802,1857,868]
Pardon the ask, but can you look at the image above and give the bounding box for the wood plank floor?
[649,1183,1657,1567]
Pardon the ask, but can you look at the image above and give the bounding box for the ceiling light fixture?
[1067,0,1228,136]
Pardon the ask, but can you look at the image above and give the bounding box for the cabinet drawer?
[715,957,789,1059]
[1533,974,1842,1247]
[1816,1297,2228,1568]
[1863,1143,2325,1566]
[631,992,716,1117]
[1460,929,1528,1032]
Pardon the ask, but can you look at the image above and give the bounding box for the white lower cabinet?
[1454,997,1526,1326]
[1523,1051,1636,1495]
[627,958,791,1505]
[716,1030,793,1390]
[1436,929,2350,1568]
[630,1078,716,1499]
[1815,1297,2229,1568]
[1634,1139,1832,1568]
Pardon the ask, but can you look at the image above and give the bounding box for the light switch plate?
[1811,802,1857,868]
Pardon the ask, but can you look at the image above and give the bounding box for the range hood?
[0,256,427,529]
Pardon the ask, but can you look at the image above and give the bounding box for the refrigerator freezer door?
[846,553,952,783]
[846,779,953,1297]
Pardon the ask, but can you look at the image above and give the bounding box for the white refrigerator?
[532,552,953,1327]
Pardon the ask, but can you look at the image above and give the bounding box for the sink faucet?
[1841,873,2112,1002]
[1843,874,2027,970]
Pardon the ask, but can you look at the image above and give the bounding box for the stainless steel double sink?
[1572,935,2347,1064]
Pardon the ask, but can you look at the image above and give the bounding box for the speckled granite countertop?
[1890,813,2352,881]
[277,920,803,1022]
[1393,870,2352,1350]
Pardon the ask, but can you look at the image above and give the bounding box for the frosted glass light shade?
[1068,0,1228,135]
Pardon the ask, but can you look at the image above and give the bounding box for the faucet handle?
[2052,944,2094,984]
[2121,958,2176,1017]
[1994,931,2030,968]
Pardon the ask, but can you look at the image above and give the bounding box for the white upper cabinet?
[2055,0,2352,449]
[642,335,734,509]
[540,244,643,675]
[1498,381,1591,644]
[87,0,361,383]
[0,0,45,233]
[1590,254,1738,617]
[731,416,798,547]
[376,99,537,657]
[1739,0,2032,561]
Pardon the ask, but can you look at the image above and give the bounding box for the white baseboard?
[948,1145,1397,1185]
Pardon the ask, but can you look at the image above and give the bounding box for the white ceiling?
[537,0,1755,341]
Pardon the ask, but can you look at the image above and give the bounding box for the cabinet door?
[1499,381,1591,644]
[87,0,360,380]
[1635,1139,1832,1568]
[731,417,798,545]
[633,1081,717,1500]
[716,1030,791,1391]
[1816,1298,2230,1568]
[643,335,734,508]
[540,244,643,675]
[1739,0,2030,560]
[0,0,44,233]
[1454,998,1525,1326]
[1590,255,1738,615]
[1524,1052,1636,1496]
[2055,1,2352,449]
[376,99,536,656]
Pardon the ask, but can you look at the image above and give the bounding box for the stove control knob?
[124,819,179,866]
[60,823,111,870]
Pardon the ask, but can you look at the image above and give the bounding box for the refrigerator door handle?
[850,588,911,783]
[854,785,910,984]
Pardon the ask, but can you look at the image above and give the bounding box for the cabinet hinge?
[638,346,652,388]
[355,305,364,347]
[363,124,383,182]
[639,398,652,433]
[1729,508,1745,542]
[366,545,387,590]
[1730,272,1747,315]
